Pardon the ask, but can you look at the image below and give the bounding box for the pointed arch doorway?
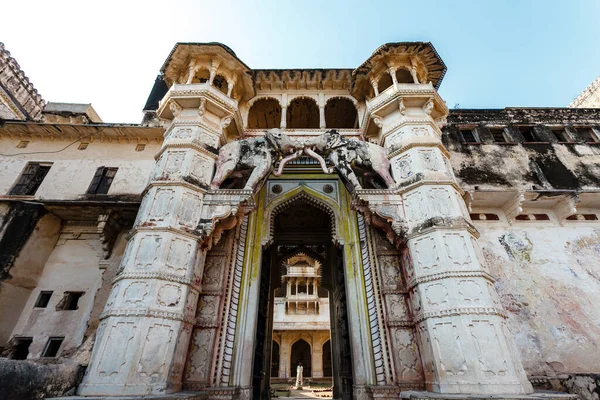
[248,183,359,400]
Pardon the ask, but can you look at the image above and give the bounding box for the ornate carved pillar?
[380,96,533,395]
[78,97,226,396]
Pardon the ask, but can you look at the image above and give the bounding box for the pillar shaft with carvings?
[383,95,533,394]
[79,100,223,396]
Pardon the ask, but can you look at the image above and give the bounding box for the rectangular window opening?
[519,126,537,142]
[11,337,33,360]
[135,143,146,152]
[489,128,507,143]
[9,162,52,196]
[78,143,89,150]
[41,337,64,358]
[58,292,84,311]
[87,167,118,195]
[550,128,572,142]
[460,128,478,143]
[34,291,53,308]
[577,127,599,143]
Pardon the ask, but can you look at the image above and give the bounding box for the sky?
[1,0,599,123]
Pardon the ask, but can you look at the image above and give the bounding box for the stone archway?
[229,182,379,400]
[290,339,312,378]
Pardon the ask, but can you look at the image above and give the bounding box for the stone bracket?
[97,210,125,260]
[553,193,580,222]
[196,189,256,248]
[502,191,525,223]
[352,189,408,247]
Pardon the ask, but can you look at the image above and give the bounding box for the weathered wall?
[0,138,160,199]
[474,219,600,376]
[0,207,60,348]
[0,358,84,400]
[9,225,103,358]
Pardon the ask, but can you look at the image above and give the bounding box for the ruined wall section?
[0,204,60,350]
[444,108,600,191]
[474,219,600,377]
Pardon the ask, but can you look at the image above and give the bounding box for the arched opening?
[323,340,332,377]
[248,98,281,129]
[252,194,353,399]
[291,339,312,378]
[396,68,414,84]
[213,74,228,95]
[325,98,358,129]
[271,341,280,378]
[378,73,393,93]
[287,97,319,129]
[191,68,210,84]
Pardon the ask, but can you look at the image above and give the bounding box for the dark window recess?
[566,214,599,221]
[34,291,53,308]
[87,167,118,194]
[41,337,64,357]
[515,214,550,221]
[551,128,571,142]
[470,213,500,221]
[519,126,537,142]
[57,292,84,311]
[577,127,599,142]
[11,337,32,360]
[460,129,478,143]
[489,128,507,143]
[9,163,52,195]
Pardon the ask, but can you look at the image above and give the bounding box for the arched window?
[213,74,228,95]
[322,340,332,377]
[325,98,358,129]
[287,97,319,129]
[247,98,281,129]
[396,68,414,84]
[378,73,393,93]
[271,341,280,378]
[191,68,210,84]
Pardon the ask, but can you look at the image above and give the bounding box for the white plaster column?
[388,66,398,90]
[78,99,222,396]
[370,78,379,97]
[383,97,533,395]
[319,106,326,129]
[281,106,287,129]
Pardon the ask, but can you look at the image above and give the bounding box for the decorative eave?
[160,42,254,101]
[0,42,46,121]
[0,120,165,143]
[569,76,600,108]
[254,69,352,91]
[351,42,447,99]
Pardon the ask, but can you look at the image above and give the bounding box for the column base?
[49,391,207,400]
[400,390,578,400]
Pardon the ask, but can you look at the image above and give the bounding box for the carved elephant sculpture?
[210,129,301,191]
[304,130,396,190]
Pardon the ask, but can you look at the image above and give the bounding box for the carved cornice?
[100,308,196,324]
[387,140,450,160]
[408,269,495,289]
[113,271,202,292]
[414,306,507,323]
[154,140,218,161]
[128,225,202,241]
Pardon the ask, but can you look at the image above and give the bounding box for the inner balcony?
[156,82,239,120]
[243,96,362,139]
